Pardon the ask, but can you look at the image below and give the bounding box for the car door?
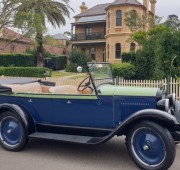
[51,94,114,128]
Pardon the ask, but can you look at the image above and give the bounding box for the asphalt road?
[0,137,180,170]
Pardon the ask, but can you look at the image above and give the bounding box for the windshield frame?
[87,62,115,88]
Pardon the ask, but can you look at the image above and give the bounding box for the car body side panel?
[51,95,113,128]
[0,94,114,129]
[113,96,157,126]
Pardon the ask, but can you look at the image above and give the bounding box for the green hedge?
[51,55,67,70]
[122,52,136,64]
[0,54,36,67]
[0,67,51,78]
[112,63,136,79]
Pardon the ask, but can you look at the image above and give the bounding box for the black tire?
[0,111,28,151]
[126,121,176,170]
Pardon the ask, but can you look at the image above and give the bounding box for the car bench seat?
[3,82,92,95]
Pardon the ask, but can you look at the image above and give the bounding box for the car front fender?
[115,109,179,135]
[96,109,179,145]
[0,103,35,134]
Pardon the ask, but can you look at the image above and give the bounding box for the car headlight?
[166,93,176,107]
[157,99,170,112]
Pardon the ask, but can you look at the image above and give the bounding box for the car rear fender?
[0,103,35,134]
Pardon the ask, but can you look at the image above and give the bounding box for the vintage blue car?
[0,62,180,170]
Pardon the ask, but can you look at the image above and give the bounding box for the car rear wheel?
[0,111,28,151]
[126,121,175,170]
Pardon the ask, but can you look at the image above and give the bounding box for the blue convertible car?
[0,62,180,170]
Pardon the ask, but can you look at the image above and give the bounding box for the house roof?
[51,33,70,40]
[110,0,142,6]
[74,3,110,18]
[77,15,106,23]
[74,0,143,18]
[3,27,33,43]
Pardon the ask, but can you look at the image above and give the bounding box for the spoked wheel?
[0,111,28,151]
[126,121,175,170]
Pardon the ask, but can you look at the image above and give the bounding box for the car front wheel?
[0,111,28,151]
[126,121,175,170]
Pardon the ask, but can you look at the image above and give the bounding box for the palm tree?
[2,0,72,66]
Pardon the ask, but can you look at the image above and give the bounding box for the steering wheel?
[77,76,92,92]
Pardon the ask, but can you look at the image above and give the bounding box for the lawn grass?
[51,71,77,78]
[51,71,87,78]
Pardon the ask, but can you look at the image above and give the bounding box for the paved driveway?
[0,137,180,170]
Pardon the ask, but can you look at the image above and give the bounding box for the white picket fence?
[114,77,180,100]
[0,76,180,100]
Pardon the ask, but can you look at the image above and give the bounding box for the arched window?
[130,43,136,52]
[107,44,109,59]
[115,43,121,59]
[108,13,110,29]
[131,10,137,26]
[116,10,122,26]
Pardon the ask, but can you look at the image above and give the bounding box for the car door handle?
[66,100,72,104]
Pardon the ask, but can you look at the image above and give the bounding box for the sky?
[47,0,180,35]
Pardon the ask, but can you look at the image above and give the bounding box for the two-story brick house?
[71,0,156,63]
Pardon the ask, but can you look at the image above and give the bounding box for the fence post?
[166,76,170,94]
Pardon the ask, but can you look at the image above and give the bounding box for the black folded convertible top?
[0,85,12,94]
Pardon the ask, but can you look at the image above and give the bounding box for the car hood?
[98,85,157,97]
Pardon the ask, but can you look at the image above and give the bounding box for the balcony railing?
[72,32,105,41]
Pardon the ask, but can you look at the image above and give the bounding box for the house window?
[107,44,109,59]
[10,45,16,53]
[131,10,137,26]
[116,10,122,26]
[115,43,121,59]
[85,26,92,40]
[91,48,96,60]
[85,26,92,35]
[108,13,110,29]
[130,43,136,52]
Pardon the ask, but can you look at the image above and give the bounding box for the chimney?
[80,2,88,13]
[150,0,157,14]
[143,0,149,11]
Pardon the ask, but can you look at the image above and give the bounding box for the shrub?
[112,63,136,79]
[0,54,36,67]
[135,45,157,80]
[66,49,91,72]
[65,64,77,72]
[122,52,136,64]
[51,55,67,70]
[0,67,51,78]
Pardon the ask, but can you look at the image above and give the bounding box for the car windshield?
[87,62,114,87]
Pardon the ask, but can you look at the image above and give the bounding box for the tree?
[124,10,157,32]
[164,15,180,31]
[131,16,180,79]
[66,49,91,72]
[1,0,72,66]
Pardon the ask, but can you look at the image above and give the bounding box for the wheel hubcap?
[0,116,23,146]
[143,144,149,151]
[131,127,166,167]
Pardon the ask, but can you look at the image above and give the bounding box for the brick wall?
[43,44,64,55]
[0,27,67,56]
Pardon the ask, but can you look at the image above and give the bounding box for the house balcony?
[72,32,105,41]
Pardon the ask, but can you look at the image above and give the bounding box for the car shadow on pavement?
[25,137,139,170]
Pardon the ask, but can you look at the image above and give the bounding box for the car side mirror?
[77,66,82,73]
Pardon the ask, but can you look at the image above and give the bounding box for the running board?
[29,132,105,145]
